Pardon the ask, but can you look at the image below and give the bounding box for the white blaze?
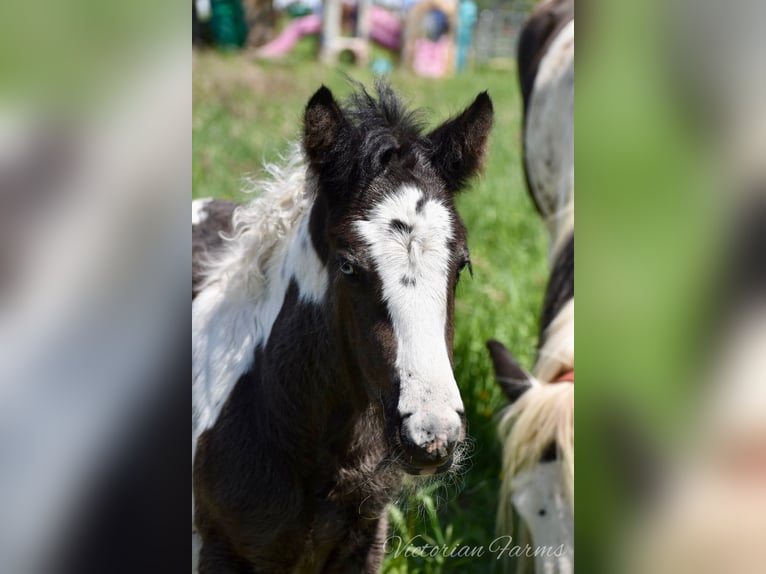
[355,185,463,416]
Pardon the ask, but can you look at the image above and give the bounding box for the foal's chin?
[399,456,454,477]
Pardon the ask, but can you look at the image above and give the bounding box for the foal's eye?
[339,260,355,276]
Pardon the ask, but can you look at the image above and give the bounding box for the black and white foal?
[192,83,493,572]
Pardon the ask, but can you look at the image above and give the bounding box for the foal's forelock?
[356,185,464,417]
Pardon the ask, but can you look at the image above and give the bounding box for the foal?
[192,82,493,572]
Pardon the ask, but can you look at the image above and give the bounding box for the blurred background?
[578,1,766,573]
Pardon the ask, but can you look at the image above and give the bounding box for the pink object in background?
[255,14,322,58]
[368,6,402,51]
[256,6,402,59]
[412,36,450,77]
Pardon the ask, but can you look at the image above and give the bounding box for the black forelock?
[311,81,446,210]
[343,80,425,145]
[341,81,427,182]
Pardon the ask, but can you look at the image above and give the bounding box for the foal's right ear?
[303,86,345,168]
[426,92,493,193]
[486,339,533,403]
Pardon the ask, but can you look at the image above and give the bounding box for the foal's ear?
[427,92,493,193]
[486,339,533,403]
[303,86,345,168]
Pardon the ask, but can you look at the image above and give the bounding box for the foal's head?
[302,83,493,475]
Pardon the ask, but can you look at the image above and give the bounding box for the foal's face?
[335,184,470,474]
[303,85,493,474]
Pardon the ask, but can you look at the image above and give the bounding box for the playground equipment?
[402,0,457,77]
[320,0,372,64]
[255,13,321,57]
[194,0,275,49]
[256,5,401,59]
[456,0,477,72]
[251,0,478,77]
[474,2,534,66]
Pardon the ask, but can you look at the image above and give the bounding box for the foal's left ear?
[303,85,346,169]
[427,92,493,193]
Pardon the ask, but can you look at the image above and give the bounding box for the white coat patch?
[525,20,575,244]
[192,195,327,566]
[192,198,212,225]
[192,209,327,461]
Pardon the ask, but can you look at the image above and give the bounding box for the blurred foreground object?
[606,0,766,572]
[626,199,766,574]
[0,2,188,571]
[578,0,766,572]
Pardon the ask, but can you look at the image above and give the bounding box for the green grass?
[193,51,548,573]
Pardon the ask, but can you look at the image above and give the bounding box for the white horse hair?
[496,298,575,535]
[195,144,311,298]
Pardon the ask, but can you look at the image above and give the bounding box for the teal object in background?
[287,3,313,18]
[456,0,477,72]
[211,0,248,49]
[371,58,394,76]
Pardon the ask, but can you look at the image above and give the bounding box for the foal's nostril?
[422,436,450,459]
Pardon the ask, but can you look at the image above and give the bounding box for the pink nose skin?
[398,409,463,473]
[424,437,448,455]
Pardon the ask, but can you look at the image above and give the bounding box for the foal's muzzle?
[398,410,464,475]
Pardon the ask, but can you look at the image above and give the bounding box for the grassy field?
[193,50,548,573]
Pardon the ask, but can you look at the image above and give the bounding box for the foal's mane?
[196,144,311,299]
[197,82,424,301]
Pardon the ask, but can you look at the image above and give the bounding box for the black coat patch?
[540,233,574,338]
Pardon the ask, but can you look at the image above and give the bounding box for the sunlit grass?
[192,51,548,573]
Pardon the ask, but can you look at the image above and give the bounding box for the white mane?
[496,299,575,537]
[196,144,312,297]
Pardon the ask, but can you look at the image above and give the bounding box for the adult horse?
[192,82,493,572]
[487,1,574,573]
